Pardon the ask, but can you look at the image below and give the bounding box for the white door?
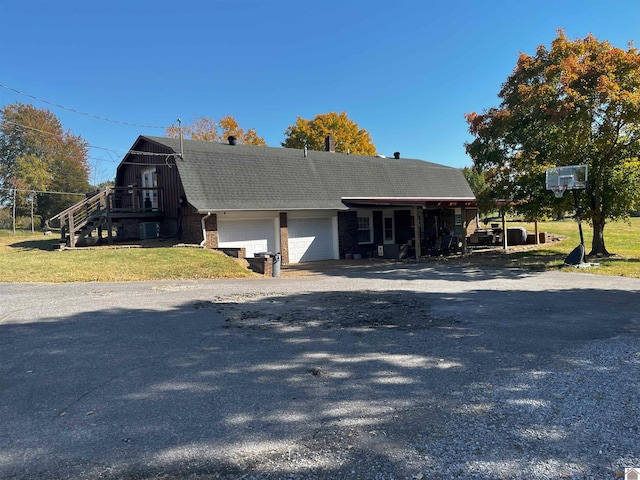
[218,219,275,258]
[288,217,335,263]
[141,168,158,210]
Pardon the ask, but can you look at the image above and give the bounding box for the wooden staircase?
[48,186,165,248]
[48,189,111,248]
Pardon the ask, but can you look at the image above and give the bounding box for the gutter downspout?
[200,212,212,247]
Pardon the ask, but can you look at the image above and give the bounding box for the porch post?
[461,206,468,255]
[413,205,421,260]
[106,190,113,245]
[501,208,508,250]
[534,220,539,245]
[69,212,76,248]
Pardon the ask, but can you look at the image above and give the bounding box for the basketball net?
[551,185,567,198]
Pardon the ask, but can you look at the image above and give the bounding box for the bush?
[0,207,41,230]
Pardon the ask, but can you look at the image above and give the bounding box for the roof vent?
[324,134,335,153]
[228,136,237,145]
[394,152,400,159]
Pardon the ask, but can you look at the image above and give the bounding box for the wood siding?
[116,138,185,221]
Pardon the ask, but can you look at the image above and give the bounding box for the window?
[454,208,462,226]
[384,216,394,242]
[357,214,372,243]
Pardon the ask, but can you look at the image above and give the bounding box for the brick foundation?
[246,256,273,276]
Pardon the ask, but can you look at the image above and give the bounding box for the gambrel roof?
[131,136,475,212]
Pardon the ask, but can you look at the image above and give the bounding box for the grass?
[1,218,639,282]
[451,217,640,277]
[0,230,255,283]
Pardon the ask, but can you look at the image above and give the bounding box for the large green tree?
[0,102,90,225]
[166,115,266,145]
[465,31,640,256]
[282,111,377,155]
[462,166,495,215]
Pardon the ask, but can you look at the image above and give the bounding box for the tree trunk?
[589,217,609,256]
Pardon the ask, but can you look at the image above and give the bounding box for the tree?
[462,166,496,215]
[465,30,640,256]
[166,115,266,145]
[0,102,90,226]
[282,111,377,155]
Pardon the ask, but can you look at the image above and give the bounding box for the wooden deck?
[48,187,165,247]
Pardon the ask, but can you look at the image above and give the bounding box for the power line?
[2,120,178,169]
[0,187,86,196]
[126,150,178,157]
[1,119,123,156]
[0,83,167,129]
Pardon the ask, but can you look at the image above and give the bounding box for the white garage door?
[288,217,335,263]
[218,219,275,258]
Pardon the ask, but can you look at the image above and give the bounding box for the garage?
[288,217,336,263]
[218,219,276,258]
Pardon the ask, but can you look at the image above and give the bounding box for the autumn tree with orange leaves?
[166,115,266,145]
[465,30,640,256]
[282,111,377,156]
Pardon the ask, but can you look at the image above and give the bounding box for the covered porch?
[340,197,478,260]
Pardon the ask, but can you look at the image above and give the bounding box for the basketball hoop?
[545,165,590,265]
[546,165,587,198]
[551,185,567,198]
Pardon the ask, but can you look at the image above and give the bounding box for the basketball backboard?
[546,164,588,197]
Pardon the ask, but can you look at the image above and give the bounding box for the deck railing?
[107,186,164,214]
[48,189,109,241]
[48,186,164,247]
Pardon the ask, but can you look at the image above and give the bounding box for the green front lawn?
[0,231,255,283]
[1,218,639,283]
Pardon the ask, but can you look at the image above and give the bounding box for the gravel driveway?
[1,263,639,479]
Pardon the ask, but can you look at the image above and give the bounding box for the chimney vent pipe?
[394,152,400,159]
[324,134,335,153]
[228,136,237,145]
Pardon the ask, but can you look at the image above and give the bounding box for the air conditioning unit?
[139,222,159,239]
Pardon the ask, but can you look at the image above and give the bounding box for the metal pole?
[177,118,184,160]
[413,205,421,260]
[501,208,508,250]
[573,189,586,263]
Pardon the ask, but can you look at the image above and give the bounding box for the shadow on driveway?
[1,279,639,479]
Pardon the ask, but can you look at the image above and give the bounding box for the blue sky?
[1,0,638,185]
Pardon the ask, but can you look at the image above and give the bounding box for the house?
[52,135,478,264]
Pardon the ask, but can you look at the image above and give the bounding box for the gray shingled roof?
[142,136,475,212]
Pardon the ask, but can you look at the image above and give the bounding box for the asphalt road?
[1,263,639,479]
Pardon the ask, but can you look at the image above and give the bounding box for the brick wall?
[117,219,140,240]
[338,211,358,258]
[180,212,218,247]
[203,214,218,248]
[181,213,204,244]
[246,256,272,276]
[279,212,289,264]
[465,208,479,237]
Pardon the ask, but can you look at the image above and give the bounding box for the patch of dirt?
[196,291,461,331]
